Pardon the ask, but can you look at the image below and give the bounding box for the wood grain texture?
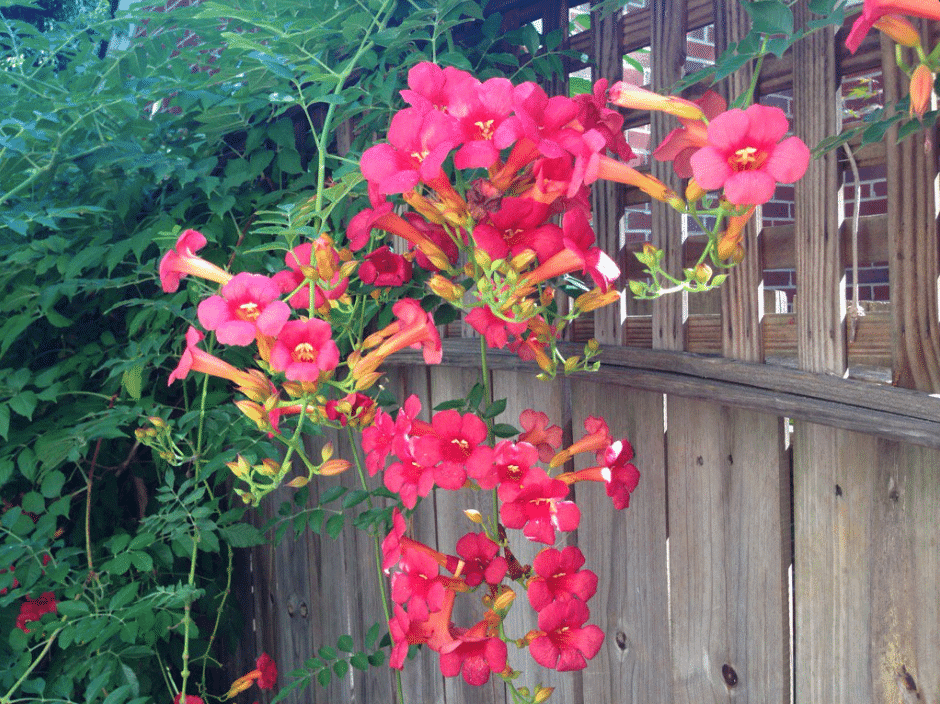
[591,1,624,346]
[650,0,688,352]
[572,381,671,704]
[668,399,790,704]
[792,3,845,375]
[387,341,940,448]
[793,424,877,704]
[880,32,940,392]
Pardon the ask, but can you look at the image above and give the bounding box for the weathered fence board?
[572,381,671,704]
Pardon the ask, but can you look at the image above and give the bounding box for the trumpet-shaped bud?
[874,13,921,47]
[608,82,706,120]
[909,63,933,119]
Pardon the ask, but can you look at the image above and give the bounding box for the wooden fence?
[232,0,940,702]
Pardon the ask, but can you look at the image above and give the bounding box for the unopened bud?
[493,587,516,612]
[355,371,383,391]
[226,455,252,480]
[148,416,167,429]
[509,249,537,271]
[427,274,465,302]
[685,178,707,202]
[282,381,304,398]
[320,459,352,476]
[321,442,335,461]
[693,263,712,284]
[539,287,554,307]
[134,428,147,441]
[473,248,493,271]
[575,289,620,312]
[909,63,933,119]
[258,458,280,477]
[563,356,580,373]
[464,509,484,524]
[534,686,555,703]
[874,14,921,48]
[586,338,599,352]
[286,476,309,488]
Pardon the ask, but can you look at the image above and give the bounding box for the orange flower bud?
[463,509,484,524]
[286,476,309,488]
[534,686,555,703]
[685,178,707,202]
[693,263,712,284]
[909,63,933,119]
[427,274,465,302]
[874,14,921,48]
[320,459,352,476]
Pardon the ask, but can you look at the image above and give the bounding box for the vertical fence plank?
[869,442,940,703]
[881,32,940,392]
[650,0,688,351]
[592,3,624,344]
[492,369,576,703]
[668,402,790,703]
[790,5,852,703]
[571,380,671,704]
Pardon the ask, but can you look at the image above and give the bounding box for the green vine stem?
[0,627,62,704]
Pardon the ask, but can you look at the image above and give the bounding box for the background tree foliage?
[0,0,575,701]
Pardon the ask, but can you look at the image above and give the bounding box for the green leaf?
[481,399,507,419]
[121,363,144,400]
[350,652,369,670]
[325,513,344,539]
[367,650,386,666]
[9,390,37,419]
[318,645,337,660]
[220,522,264,547]
[39,470,65,498]
[57,599,91,617]
[337,634,354,652]
[22,491,44,514]
[365,622,381,649]
[319,485,347,504]
[316,668,331,687]
[0,405,8,441]
[744,0,794,35]
[109,582,139,611]
[341,489,369,509]
[493,423,519,438]
[332,659,349,678]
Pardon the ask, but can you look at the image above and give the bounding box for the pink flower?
[168,327,269,399]
[272,242,315,308]
[413,410,493,490]
[352,299,442,378]
[268,318,340,382]
[438,625,508,686]
[173,694,205,704]
[159,229,231,293]
[572,78,635,162]
[384,436,437,509]
[499,467,580,544]
[688,104,810,205]
[391,548,446,621]
[465,306,528,351]
[492,440,539,491]
[845,0,940,53]
[518,410,562,463]
[527,546,598,612]
[382,508,408,573]
[528,599,604,671]
[359,246,413,287]
[454,532,508,587]
[324,392,376,428]
[197,273,290,345]
[653,90,727,178]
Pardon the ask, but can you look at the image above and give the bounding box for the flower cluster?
[373,402,636,685]
[157,59,806,701]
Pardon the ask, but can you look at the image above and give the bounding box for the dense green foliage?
[0,0,576,701]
